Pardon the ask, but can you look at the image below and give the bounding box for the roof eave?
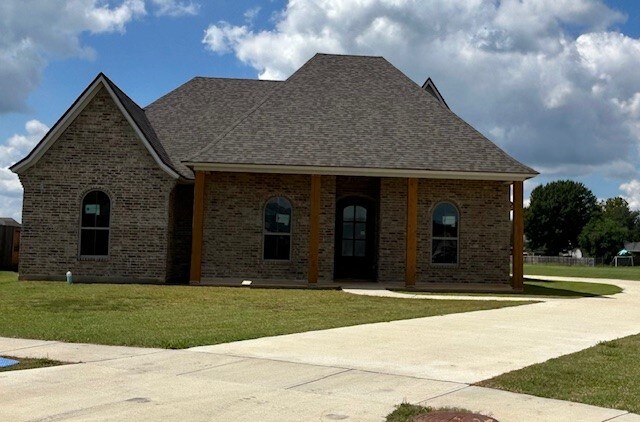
[183,162,537,182]
[10,74,179,180]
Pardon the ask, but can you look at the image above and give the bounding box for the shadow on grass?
[523,280,622,297]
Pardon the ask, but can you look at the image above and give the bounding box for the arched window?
[80,190,111,257]
[263,196,292,260]
[432,202,458,264]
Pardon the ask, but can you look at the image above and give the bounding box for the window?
[80,190,111,257]
[341,205,367,257]
[263,197,292,260]
[432,202,458,264]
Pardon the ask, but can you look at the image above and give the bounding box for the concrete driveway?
[2,276,640,421]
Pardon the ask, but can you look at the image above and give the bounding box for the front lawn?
[478,334,640,413]
[525,263,640,281]
[0,272,530,349]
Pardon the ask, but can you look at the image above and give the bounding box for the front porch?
[188,171,525,290]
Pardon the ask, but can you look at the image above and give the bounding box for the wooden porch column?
[308,175,321,284]
[512,180,524,290]
[190,170,206,284]
[405,178,418,287]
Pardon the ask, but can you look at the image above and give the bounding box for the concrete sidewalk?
[2,276,640,421]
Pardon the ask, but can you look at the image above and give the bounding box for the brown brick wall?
[201,172,335,282]
[377,178,510,284]
[17,87,176,282]
[417,179,510,284]
[378,178,408,282]
[335,176,379,201]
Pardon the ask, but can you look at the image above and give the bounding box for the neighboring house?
[11,53,537,288]
[624,242,640,257]
[0,218,21,271]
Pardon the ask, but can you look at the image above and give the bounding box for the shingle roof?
[102,75,177,175]
[0,218,21,227]
[184,53,536,177]
[145,78,282,178]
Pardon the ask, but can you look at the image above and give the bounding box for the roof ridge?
[181,54,329,164]
[378,60,537,175]
[182,78,290,163]
[192,76,283,82]
[433,97,538,175]
[315,52,384,58]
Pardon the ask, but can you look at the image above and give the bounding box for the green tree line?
[524,180,640,262]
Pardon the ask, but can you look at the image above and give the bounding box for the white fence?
[524,255,595,267]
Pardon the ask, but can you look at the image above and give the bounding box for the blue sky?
[2,0,640,221]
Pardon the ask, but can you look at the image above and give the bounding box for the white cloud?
[201,0,640,183]
[244,6,261,23]
[0,120,49,221]
[151,0,199,17]
[0,0,198,113]
[620,179,640,210]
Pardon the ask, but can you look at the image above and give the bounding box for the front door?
[335,197,376,279]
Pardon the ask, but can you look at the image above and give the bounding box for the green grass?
[386,403,433,421]
[0,272,531,349]
[521,280,621,297]
[0,356,67,373]
[525,263,640,281]
[386,404,485,421]
[478,334,640,413]
[402,279,622,298]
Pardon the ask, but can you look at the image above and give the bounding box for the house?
[10,53,537,289]
[0,218,21,271]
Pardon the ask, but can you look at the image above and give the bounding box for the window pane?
[80,229,109,256]
[264,235,291,260]
[94,230,109,256]
[433,203,458,238]
[342,239,353,256]
[80,229,95,256]
[82,191,110,228]
[432,239,458,264]
[355,206,367,222]
[265,197,291,233]
[342,222,353,240]
[354,222,366,239]
[343,206,354,222]
[354,240,366,257]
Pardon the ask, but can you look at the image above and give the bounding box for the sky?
[2,0,640,222]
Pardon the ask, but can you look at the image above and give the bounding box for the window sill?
[78,255,110,261]
[262,259,291,264]
[430,263,459,268]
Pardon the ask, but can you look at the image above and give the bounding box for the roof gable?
[422,77,449,110]
[185,53,536,180]
[10,74,179,179]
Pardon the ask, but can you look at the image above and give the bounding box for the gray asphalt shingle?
[181,53,536,177]
[145,77,282,178]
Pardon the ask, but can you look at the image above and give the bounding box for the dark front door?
[335,197,376,279]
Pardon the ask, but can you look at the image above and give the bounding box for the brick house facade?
[11,53,536,288]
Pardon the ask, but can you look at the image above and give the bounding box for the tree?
[525,180,598,255]
[579,217,628,263]
[601,197,639,233]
